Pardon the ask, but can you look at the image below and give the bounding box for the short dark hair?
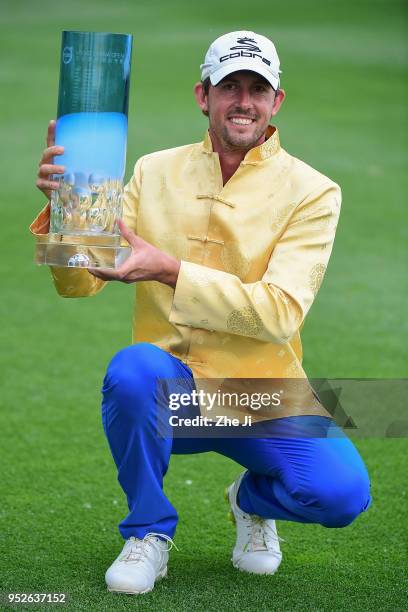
[202,77,211,95]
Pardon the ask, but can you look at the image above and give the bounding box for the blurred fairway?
[0,0,407,610]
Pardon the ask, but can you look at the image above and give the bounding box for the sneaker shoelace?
[120,532,178,564]
[245,515,285,553]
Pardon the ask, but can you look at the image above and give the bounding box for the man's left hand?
[88,220,181,288]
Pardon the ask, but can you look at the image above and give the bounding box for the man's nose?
[237,88,252,109]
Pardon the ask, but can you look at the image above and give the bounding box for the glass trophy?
[35,30,133,268]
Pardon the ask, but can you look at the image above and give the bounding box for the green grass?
[0,0,407,610]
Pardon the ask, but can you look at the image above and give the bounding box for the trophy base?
[34,233,131,269]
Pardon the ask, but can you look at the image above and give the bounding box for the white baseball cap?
[200,31,281,90]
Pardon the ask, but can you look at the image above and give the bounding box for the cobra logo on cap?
[230,37,262,53]
[219,36,271,66]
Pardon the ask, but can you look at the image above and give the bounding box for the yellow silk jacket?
[31,126,341,422]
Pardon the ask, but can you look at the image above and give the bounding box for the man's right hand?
[36,120,65,200]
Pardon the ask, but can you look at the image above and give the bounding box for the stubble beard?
[219,121,268,151]
[208,105,269,152]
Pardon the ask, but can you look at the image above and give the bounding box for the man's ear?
[271,88,286,117]
[194,82,209,116]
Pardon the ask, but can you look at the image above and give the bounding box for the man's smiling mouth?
[229,117,255,125]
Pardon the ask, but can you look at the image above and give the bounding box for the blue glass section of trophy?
[44,30,133,268]
[52,112,127,235]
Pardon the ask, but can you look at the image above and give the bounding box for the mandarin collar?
[202,125,280,162]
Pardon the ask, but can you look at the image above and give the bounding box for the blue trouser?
[101,343,372,540]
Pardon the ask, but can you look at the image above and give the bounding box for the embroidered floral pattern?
[269,203,295,231]
[221,241,250,277]
[184,265,214,287]
[309,263,327,296]
[259,131,280,159]
[227,305,264,337]
[284,359,304,377]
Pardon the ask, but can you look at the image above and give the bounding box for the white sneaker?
[226,472,283,575]
[105,532,177,594]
